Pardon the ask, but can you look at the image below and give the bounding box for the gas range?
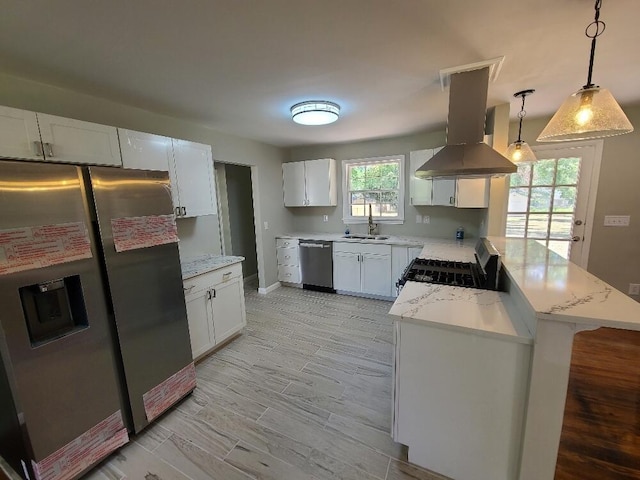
[398,238,502,291]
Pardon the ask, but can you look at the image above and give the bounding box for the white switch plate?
[263,221,269,230]
[423,215,430,224]
[629,284,640,296]
[323,215,328,222]
[604,215,630,226]
[415,214,422,224]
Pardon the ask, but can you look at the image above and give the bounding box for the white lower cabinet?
[333,242,391,297]
[390,245,424,297]
[276,238,301,284]
[183,262,246,360]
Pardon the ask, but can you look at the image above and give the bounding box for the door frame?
[530,139,603,269]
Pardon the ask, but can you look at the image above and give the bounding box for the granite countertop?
[278,232,476,250]
[488,237,640,330]
[180,254,244,279]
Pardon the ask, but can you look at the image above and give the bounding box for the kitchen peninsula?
[390,237,640,480]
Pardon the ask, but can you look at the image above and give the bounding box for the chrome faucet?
[368,204,377,236]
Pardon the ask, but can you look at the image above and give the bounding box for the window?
[506,156,581,259]
[342,155,405,223]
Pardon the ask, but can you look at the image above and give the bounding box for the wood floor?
[555,327,640,480]
[86,286,448,480]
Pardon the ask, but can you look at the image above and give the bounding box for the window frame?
[341,155,405,224]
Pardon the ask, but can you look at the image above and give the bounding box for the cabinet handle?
[212,288,216,298]
[181,206,187,216]
[222,272,232,281]
[206,290,212,300]
[33,141,44,157]
[175,206,181,217]
[450,196,454,205]
[44,142,54,157]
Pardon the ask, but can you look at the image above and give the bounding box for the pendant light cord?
[584,0,605,89]
[517,94,526,143]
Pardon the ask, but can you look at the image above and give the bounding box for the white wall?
[0,72,293,289]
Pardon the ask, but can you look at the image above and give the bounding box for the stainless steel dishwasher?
[299,240,334,292]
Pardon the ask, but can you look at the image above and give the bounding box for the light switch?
[263,221,269,230]
[423,215,430,224]
[323,215,329,222]
[604,215,630,226]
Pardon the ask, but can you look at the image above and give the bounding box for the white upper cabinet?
[36,113,122,166]
[118,129,172,171]
[120,130,217,219]
[172,140,217,218]
[0,106,42,160]
[409,147,489,208]
[282,158,337,207]
[0,107,121,166]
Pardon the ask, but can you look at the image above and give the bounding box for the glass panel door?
[506,143,598,266]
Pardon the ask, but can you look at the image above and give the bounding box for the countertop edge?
[181,256,245,280]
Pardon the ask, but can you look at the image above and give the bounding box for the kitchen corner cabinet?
[333,242,391,297]
[409,148,489,208]
[0,105,121,166]
[282,158,337,207]
[183,262,246,361]
[119,129,217,218]
[391,245,423,298]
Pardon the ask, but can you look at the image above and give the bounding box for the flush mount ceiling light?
[291,101,340,126]
[506,89,537,163]
[538,0,633,142]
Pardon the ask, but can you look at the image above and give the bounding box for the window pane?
[506,214,526,237]
[550,214,574,239]
[556,157,580,185]
[365,192,380,205]
[351,192,365,205]
[553,187,577,212]
[381,203,398,216]
[530,187,553,212]
[351,204,366,217]
[349,166,366,190]
[510,163,532,187]
[547,240,570,260]
[527,214,550,238]
[508,188,529,212]
[380,191,398,203]
[532,159,556,186]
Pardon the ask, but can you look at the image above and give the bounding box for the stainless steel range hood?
[416,67,516,178]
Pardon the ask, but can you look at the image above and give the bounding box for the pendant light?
[538,0,633,142]
[506,89,537,163]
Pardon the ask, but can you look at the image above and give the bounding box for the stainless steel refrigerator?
[0,160,195,480]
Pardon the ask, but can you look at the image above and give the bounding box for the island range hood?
[416,66,516,178]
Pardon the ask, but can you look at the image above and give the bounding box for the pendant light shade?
[507,89,537,163]
[538,0,633,142]
[291,101,340,125]
[537,86,633,141]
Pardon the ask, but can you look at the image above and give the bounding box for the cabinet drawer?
[333,241,391,256]
[183,262,243,294]
[276,237,299,248]
[278,264,301,283]
[277,246,300,266]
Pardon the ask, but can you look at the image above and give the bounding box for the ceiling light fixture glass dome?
[291,101,340,125]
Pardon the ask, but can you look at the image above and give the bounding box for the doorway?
[215,163,259,284]
[505,141,602,268]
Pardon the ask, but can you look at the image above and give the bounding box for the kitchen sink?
[341,234,390,240]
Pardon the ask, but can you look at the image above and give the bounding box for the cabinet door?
[304,158,336,206]
[172,140,217,217]
[119,129,172,172]
[282,161,306,206]
[362,253,391,297]
[0,106,42,160]
[391,246,409,298]
[36,113,122,166]
[409,150,434,206]
[185,288,215,359]
[431,177,456,206]
[455,177,490,208]
[333,251,361,292]
[211,278,247,345]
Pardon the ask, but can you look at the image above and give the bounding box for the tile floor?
[86,286,449,480]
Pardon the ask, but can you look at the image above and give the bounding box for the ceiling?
[1,0,639,148]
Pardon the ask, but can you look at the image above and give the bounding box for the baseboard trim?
[258,282,281,295]
[243,273,258,284]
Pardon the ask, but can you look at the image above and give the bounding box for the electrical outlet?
[263,221,269,230]
[604,215,630,226]
[629,284,640,296]
[423,215,430,224]
[416,214,422,224]
[323,215,328,222]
